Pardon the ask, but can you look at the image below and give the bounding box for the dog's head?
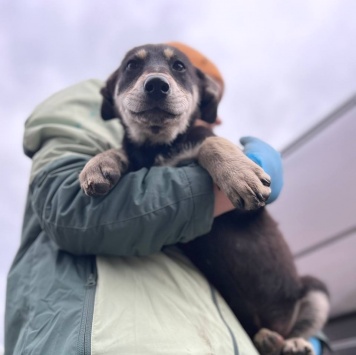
[101,44,221,145]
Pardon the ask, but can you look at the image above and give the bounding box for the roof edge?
[281,94,356,157]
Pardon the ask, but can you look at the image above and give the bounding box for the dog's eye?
[126,60,139,71]
[172,61,185,72]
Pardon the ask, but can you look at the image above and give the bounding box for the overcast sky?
[1,0,356,346]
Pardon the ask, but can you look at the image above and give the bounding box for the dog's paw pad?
[79,157,122,197]
[254,328,284,355]
[282,338,315,355]
[222,174,271,211]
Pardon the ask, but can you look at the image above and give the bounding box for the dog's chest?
[123,125,214,171]
[125,141,174,170]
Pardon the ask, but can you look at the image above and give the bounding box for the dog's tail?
[288,275,330,339]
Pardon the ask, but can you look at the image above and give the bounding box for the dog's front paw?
[282,338,315,355]
[216,159,271,210]
[254,328,285,355]
[198,137,271,210]
[79,149,128,197]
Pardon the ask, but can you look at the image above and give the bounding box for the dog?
[79,44,330,355]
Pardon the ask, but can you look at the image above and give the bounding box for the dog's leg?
[254,328,316,355]
[197,136,272,210]
[281,338,315,355]
[254,328,285,355]
[257,276,329,355]
[79,148,129,196]
[287,276,330,340]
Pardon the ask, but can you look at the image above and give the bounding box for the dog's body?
[80,44,329,355]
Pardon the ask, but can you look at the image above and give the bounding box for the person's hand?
[240,136,283,204]
[309,337,323,355]
[213,184,234,217]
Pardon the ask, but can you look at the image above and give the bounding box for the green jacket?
[5,80,259,355]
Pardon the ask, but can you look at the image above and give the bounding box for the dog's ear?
[100,69,120,120]
[196,69,223,124]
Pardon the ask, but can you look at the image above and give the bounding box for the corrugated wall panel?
[268,97,356,317]
[295,231,356,317]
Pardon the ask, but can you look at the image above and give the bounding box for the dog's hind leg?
[254,276,329,355]
[269,276,330,355]
[287,276,330,340]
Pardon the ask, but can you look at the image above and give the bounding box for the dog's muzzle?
[144,75,170,100]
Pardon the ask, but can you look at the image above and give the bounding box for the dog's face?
[101,44,221,145]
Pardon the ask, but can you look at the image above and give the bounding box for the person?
[5,42,322,355]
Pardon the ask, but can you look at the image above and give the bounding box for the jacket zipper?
[78,257,97,355]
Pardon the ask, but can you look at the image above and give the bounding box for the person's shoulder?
[30,79,105,117]
[24,79,124,178]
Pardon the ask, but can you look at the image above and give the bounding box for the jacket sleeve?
[25,80,215,256]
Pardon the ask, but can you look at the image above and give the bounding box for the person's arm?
[26,80,215,256]
[30,156,215,256]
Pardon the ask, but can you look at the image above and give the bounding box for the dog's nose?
[144,75,170,100]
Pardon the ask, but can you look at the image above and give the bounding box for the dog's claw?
[262,178,271,187]
[257,192,267,202]
[82,180,112,197]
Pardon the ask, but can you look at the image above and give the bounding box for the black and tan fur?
[79,44,329,355]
